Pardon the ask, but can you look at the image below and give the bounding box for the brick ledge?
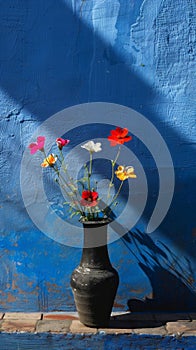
[0,312,195,336]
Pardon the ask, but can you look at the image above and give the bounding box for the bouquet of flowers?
[29,127,137,222]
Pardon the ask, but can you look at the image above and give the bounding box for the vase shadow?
[109,318,163,329]
[108,310,191,329]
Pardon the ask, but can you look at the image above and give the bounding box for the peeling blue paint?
[0,333,195,350]
[0,0,195,313]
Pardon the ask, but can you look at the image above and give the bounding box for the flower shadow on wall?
[122,229,196,312]
[105,207,196,312]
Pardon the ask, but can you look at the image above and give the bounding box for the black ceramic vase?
[70,220,119,328]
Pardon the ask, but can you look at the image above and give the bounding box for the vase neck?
[80,222,112,269]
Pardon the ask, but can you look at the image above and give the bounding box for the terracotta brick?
[70,320,98,334]
[166,320,195,335]
[98,328,134,334]
[110,318,163,330]
[36,319,71,333]
[112,312,156,322]
[154,313,190,322]
[189,313,196,321]
[4,312,42,320]
[1,319,37,332]
[133,326,167,336]
[43,312,78,321]
[0,312,195,336]
[183,330,196,336]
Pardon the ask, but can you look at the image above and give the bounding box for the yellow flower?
[41,154,57,167]
[115,165,137,181]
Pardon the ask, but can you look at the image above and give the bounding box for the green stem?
[89,152,93,176]
[107,145,122,204]
[87,152,93,191]
[53,167,83,213]
[42,149,47,158]
[59,149,77,191]
[107,181,124,217]
[42,149,84,217]
[52,150,80,205]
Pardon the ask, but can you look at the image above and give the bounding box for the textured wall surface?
[0,333,196,350]
[0,0,195,312]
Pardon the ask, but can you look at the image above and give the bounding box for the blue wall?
[0,333,196,350]
[0,0,195,312]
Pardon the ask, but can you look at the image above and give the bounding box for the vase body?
[70,220,119,327]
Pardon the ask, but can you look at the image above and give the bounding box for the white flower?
[81,141,102,153]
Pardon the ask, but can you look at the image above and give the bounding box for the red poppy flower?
[80,190,98,207]
[56,138,70,150]
[107,127,132,146]
[29,136,45,154]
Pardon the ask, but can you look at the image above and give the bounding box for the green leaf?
[67,192,75,197]
[70,210,81,218]
[77,177,88,183]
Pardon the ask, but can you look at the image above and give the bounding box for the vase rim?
[79,218,111,225]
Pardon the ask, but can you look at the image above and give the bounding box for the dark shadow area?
[109,318,163,329]
[103,204,196,312]
[123,229,196,312]
[109,311,192,329]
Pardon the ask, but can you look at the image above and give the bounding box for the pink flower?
[56,138,70,150]
[29,136,45,154]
